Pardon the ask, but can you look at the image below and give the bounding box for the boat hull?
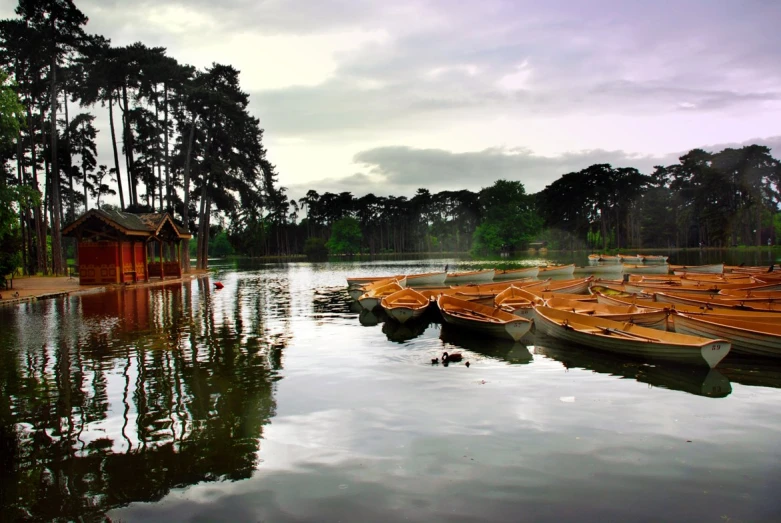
[671,263,724,275]
[381,289,430,324]
[574,264,624,275]
[438,295,532,341]
[406,271,447,287]
[493,267,540,280]
[538,264,576,277]
[641,255,669,263]
[444,269,496,284]
[623,264,670,275]
[533,307,730,368]
[672,313,781,358]
[618,255,642,263]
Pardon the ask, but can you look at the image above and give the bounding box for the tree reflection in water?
[0,277,286,521]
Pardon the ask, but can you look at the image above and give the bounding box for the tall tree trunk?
[181,115,197,272]
[28,105,44,273]
[41,109,50,274]
[63,86,74,222]
[16,128,29,274]
[196,185,211,270]
[163,84,171,211]
[153,88,163,212]
[83,144,88,212]
[121,83,137,206]
[50,55,64,274]
[108,94,125,210]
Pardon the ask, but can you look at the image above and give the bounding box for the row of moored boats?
[347,262,781,369]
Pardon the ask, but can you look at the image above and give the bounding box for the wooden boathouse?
[62,209,191,285]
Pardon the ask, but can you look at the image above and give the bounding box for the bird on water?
[442,351,463,363]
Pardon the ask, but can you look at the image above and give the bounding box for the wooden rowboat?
[437,294,532,341]
[640,254,669,263]
[596,292,781,321]
[523,289,598,302]
[346,275,403,289]
[589,283,646,298]
[573,264,624,275]
[449,278,545,294]
[538,264,575,277]
[718,288,781,299]
[380,288,430,324]
[532,276,593,294]
[405,271,447,287]
[629,273,752,284]
[726,265,778,274]
[618,254,643,263]
[348,276,405,300]
[444,269,495,284]
[671,312,781,358]
[493,286,536,319]
[543,297,669,330]
[493,266,540,280]
[533,306,730,368]
[654,292,781,312]
[670,263,724,275]
[358,281,404,311]
[623,264,669,275]
[623,282,723,296]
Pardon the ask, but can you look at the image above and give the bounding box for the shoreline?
[0,270,211,307]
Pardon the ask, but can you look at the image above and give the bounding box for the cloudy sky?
[2,0,780,198]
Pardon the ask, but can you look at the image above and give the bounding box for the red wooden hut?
[62,209,192,285]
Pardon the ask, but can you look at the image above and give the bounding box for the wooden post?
[175,239,181,277]
[159,239,165,279]
[118,238,125,283]
[132,240,137,282]
[144,240,150,282]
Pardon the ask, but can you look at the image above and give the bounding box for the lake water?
[2,258,781,522]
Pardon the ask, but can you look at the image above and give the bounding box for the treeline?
[275,144,781,258]
[0,0,288,276]
[539,145,781,251]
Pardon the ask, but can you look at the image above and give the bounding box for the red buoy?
[214,282,224,289]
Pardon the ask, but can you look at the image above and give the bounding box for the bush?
[326,217,362,255]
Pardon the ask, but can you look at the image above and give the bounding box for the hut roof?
[62,209,191,239]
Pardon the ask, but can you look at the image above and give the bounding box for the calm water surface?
[2,258,781,522]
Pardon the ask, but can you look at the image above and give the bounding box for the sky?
[2,0,780,200]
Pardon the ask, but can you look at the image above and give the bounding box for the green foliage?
[471,180,543,256]
[0,69,24,148]
[471,222,502,257]
[303,237,328,261]
[210,231,233,257]
[326,217,362,255]
[0,225,21,286]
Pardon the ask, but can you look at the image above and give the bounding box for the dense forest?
[1,1,780,280]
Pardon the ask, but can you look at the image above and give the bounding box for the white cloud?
[497,60,532,91]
